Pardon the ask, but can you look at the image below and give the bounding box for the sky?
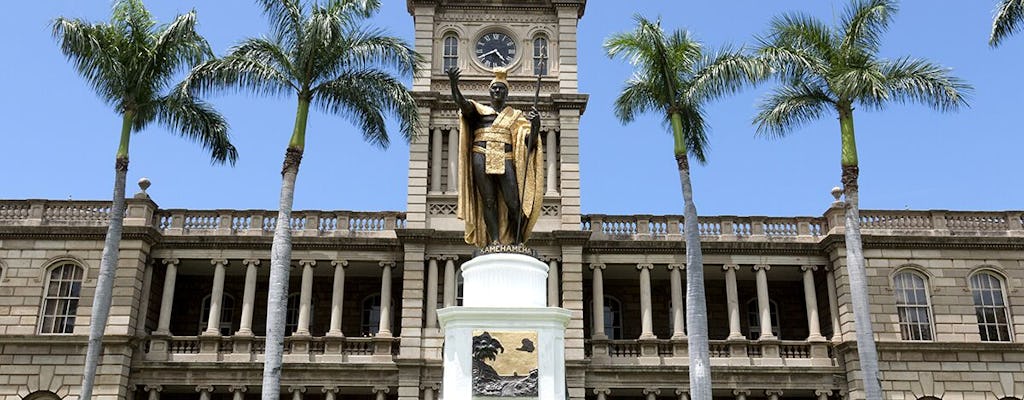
[0,1,1020,217]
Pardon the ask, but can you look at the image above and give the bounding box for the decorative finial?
[135,177,152,199]
[831,186,843,206]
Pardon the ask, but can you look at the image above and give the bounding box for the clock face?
[475,32,516,68]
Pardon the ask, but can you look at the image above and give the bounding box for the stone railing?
[0,200,113,226]
[145,335,399,363]
[586,338,834,367]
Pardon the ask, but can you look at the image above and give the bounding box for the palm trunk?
[839,106,882,400]
[672,114,711,400]
[261,98,309,400]
[80,111,133,400]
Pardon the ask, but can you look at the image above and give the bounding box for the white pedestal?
[437,253,570,400]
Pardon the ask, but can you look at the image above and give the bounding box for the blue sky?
[0,1,1019,217]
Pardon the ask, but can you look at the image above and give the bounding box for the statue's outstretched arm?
[447,67,475,116]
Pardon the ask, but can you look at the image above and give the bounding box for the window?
[40,262,83,334]
[894,271,934,340]
[746,299,780,339]
[603,296,623,339]
[285,293,304,335]
[362,294,391,336]
[199,293,236,335]
[533,37,548,75]
[970,272,1012,341]
[443,35,459,72]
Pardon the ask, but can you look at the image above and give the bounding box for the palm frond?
[764,12,836,63]
[755,40,829,82]
[612,76,662,124]
[754,82,835,138]
[831,61,888,105]
[331,28,420,77]
[876,57,972,112]
[991,0,1024,47]
[181,39,297,99]
[51,18,124,108]
[153,92,237,165]
[312,69,419,148]
[152,10,213,88]
[258,0,304,48]
[686,47,768,104]
[839,0,896,56]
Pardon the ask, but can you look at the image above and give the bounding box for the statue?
[448,67,545,249]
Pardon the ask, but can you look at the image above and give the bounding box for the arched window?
[443,34,459,72]
[533,36,548,76]
[970,272,1012,341]
[40,262,84,334]
[24,390,61,400]
[603,296,623,339]
[746,299,780,339]
[894,271,934,340]
[199,293,237,335]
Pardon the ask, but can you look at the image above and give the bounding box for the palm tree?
[604,16,762,400]
[52,1,236,399]
[753,1,970,398]
[991,0,1024,46]
[179,1,419,397]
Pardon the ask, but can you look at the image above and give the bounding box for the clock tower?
[404,0,588,235]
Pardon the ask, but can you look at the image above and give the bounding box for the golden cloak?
[457,100,545,248]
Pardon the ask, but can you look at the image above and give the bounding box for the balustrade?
[587,339,831,366]
[147,335,398,362]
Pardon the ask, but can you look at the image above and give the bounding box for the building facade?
[2,1,1024,400]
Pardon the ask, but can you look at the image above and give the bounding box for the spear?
[517,49,546,244]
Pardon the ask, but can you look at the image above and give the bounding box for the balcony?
[585,338,835,367]
[144,335,400,363]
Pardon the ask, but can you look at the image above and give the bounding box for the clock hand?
[482,49,500,59]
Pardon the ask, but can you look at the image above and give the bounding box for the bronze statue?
[449,67,545,248]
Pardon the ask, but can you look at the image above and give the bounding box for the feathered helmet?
[490,67,510,89]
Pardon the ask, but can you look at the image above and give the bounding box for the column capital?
[288,386,306,394]
[210,259,228,267]
[144,385,162,393]
[242,259,261,267]
[589,263,606,270]
[593,389,611,396]
[331,260,349,268]
[371,386,390,394]
[824,265,836,273]
[228,386,247,394]
[642,388,661,396]
[801,265,819,272]
[753,264,771,272]
[442,254,460,261]
[732,390,751,396]
[637,263,654,271]
[162,258,179,266]
[543,256,562,263]
[419,383,439,391]
[814,390,833,397]
[674,389,689,399]
[765,390,784,397]
[379,260,397,268]
[667,263,685,271]
[195,385,214,394]
[723,264,740,271]
[425,254,444,261]
[298,259,317,268]
[321,387,340,394]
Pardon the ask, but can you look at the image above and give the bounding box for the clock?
[475,31,516,68]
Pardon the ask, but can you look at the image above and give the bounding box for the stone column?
[328,260,348,336]
[638,263,656,339]
[815,390,833,400]
[825,267,842,342]
[724,264,744,340]
[204,259,228,335]
[668,263,686,339]
[594,389,610,400]
[430,127,443,193]
[643,388,661,400]
[545,129,558,195]
[288,386,305,400]
[237,259,260,336]
[144,385,162,400]
[295,260,317,336]
[590,263,607,339]
[154,259,179,335]
[802,265,826,341]
[446,128,459,193]
[766,390,783,400]
[426,257,440,328]
[322,387,339,400]
[196,385,213,400]
[547,258,560,307]
[421,384,438,400]
[733,390,751,400]
[136,260,155,336]
[378,261,395,336]
[373,386,390,400]
[443,257,457,307]
[229,386,247,400]
[754,264,775,340]
[675,389,689,400]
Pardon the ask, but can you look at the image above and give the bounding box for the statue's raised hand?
[447,67,461,84]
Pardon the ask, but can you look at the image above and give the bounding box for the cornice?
[0,226,160,245]
[820,233,1024,254]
